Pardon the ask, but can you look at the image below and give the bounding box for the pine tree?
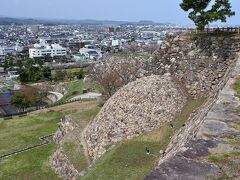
[180,0,235,31]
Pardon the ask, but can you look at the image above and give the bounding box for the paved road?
[70,92,102,101]
[48,91,64,102]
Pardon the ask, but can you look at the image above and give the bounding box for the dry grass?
[29,101,99,115]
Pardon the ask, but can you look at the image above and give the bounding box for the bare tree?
[124,42,140,53]
[100,70,123,97]
[88,55,150,97]
[142,44,159,54]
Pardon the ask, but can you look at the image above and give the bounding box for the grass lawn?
[51,68,86,76]
[0,144,60,180]
[232,76,240,99]
[0,112,65,156]
[81,97,206,180]
[51,68,87,103]
[0,102,100,180]
[0,111,65,180]
[57,79,85,103]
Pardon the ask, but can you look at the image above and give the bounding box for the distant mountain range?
[0,16,172,26]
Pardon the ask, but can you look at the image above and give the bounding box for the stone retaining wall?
[49,116,79,180]
[156,52,239,166]
[84,74,187,161]
[90,35,240,98]
[83,36,240,162]
[152,35,240,96]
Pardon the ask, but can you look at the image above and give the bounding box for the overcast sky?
[1,0,239,25]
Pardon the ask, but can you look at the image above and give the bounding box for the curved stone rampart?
[84,74,187,161]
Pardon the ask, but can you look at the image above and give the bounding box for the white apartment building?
[29,39,66,58]
[79,48,102,60]
[0,47,5,62]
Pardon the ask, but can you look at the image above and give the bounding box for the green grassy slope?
[82,97,206,180]
[0,112,64,180]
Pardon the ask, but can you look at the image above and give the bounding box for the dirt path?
[29,101,99,115]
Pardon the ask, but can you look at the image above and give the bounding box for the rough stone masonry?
[84,74,187,161]
[151,35,240,96]
[78,35,240,169]
[91,35,240,97]
[50,116,79,180]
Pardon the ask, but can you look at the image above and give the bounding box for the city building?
[79,48,101,60]
[0,47,5,62]
[105,27,121,33]
[0,38,6,45]
[29,39,67,58]
[111,39,121,47]
[31,25,40,33]
[72,54,88,62]
[7,71,19,80]
[0,67,4,75]
[3,47,16,54]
